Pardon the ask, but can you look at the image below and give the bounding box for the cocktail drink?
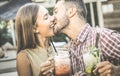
[54,50,71,76]
[83,46,100,76]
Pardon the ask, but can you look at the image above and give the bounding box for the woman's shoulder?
[16,50,32,76]
[17,50,27,58]
[17,50,30,64]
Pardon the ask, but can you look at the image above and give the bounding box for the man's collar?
[75,23,92,44]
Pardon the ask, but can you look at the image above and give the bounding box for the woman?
[15,3,56,76]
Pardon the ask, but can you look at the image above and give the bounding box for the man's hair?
[57,0,87,20]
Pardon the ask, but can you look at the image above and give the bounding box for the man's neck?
[62,19,86,41]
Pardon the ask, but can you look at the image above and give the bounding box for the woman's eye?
[44,16,48,20]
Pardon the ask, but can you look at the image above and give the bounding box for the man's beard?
[54,15,69,34]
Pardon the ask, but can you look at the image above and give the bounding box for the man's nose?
[50,15,55,21]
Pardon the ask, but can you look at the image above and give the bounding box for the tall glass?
[54,49,71,76]
[83,46,100,76]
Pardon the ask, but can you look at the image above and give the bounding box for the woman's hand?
[39,57,54,76]
[93,61,120,76]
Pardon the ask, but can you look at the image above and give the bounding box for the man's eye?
[54,11,57,14]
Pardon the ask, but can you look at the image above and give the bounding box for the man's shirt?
[69,23,120,76]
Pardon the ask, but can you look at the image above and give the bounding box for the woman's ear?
[35,30,39,33]
[33,26,39,34]
[33,29,39,34]
[67,6,77,18]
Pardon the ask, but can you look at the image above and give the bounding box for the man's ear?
[67,6,77,18]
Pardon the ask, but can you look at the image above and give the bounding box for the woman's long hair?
[15,3,39,53]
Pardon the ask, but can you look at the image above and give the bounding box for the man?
[53,0,120,76]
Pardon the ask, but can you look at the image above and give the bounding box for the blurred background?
[0,0,120,76]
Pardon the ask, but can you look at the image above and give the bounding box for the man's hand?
[39,57,54,76]
[93,61,120,76]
